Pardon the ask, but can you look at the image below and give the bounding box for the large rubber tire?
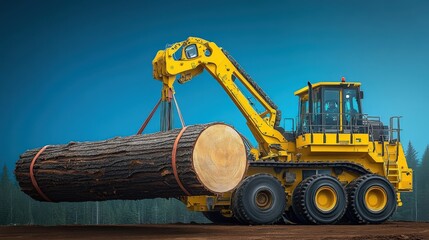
[284,207,304,224]
[292,174,347,224]
[203,211,237,224]
[232,173,286,225]
[345,174,397,224]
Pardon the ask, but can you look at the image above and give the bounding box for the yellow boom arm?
[152,37,289,160]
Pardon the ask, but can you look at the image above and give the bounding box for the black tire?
[232,173,286,225]
[284,207,303,224]
[203,211,237,224]
[292,174,347,224]
[345,174,397,224]
[336,212,352,224]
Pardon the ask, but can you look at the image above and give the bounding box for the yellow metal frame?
[152,37,413,214]
[294,82,362,96]
[153,37,289,160]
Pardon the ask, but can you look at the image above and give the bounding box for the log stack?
[15,123,248,202]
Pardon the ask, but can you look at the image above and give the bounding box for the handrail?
[296,113,390,143]
[389,116,402,143]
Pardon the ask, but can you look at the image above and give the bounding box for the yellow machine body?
[152,37,412,224]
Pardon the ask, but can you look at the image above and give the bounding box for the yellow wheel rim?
[315,186,337,212]
[255,190,273,210]
[364,186,388,212]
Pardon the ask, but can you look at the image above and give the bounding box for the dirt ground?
[1,221,428,240]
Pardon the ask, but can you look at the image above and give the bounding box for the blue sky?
[1,0,428,172]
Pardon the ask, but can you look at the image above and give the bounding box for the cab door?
[342,88,362,130]
[322,87,340,132]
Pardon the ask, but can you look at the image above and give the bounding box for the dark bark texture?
[15,124,218,202]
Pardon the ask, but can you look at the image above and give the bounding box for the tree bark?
[15,123,247,202]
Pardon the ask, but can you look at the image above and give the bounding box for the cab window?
[323,89,340,128]
[343,89,360,125]
[298,98,309,132]
[312,88,322,129]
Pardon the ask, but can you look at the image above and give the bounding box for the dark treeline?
[392,142,429,221]
[0,164,209,225]
[0,142,428,225]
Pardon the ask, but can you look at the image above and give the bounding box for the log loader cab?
[296,81,363,135]
[151,37,413,225]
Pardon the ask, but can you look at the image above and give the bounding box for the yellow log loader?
[151,37,413,224]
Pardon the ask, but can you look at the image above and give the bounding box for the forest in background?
[0,166,209,225]
[0,142,428,225]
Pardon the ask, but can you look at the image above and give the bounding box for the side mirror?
[360,91,364,99]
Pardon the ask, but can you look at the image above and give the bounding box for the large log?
[15,123,248,202]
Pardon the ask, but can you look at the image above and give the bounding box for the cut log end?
[192,124,247,193]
